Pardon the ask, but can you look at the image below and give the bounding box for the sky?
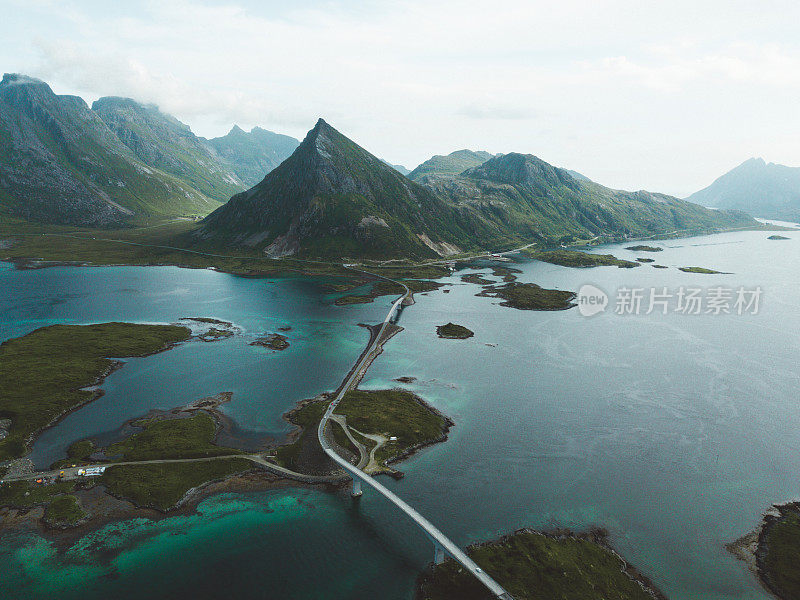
[2,0,800,196]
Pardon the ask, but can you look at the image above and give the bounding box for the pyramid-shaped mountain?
[200,119,472,258]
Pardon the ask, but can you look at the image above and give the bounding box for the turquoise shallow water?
[1,227,799,599]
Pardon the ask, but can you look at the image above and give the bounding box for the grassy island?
[0,322,191,460]
[334,279,441,306]
[1,398,253,523]
[278,389,453,474]
[527,249,640,269]
[625,245,663,252]
[436,323,474,339]
[730,503,800,600]
[768,235,790,240]
[106,412,241,461]
[479,283,576,311]
[337,389,452,467]
[417,529,666,600]
[679,266,726,274]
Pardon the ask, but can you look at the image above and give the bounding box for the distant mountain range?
[1,73,757,258]
[381,160,411,176]
[408,149,495,180]
[687,158,800,222]
[198,119,755,259]
[0,73,298,226]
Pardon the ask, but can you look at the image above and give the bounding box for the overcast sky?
[3,0,799,196]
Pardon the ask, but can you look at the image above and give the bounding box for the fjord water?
[1,227,799,599]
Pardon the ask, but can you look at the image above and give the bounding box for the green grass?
[0,323,191,460]
[106,413,241,461]
[436,323,474,339]
[44,494,86,525]
[100,458,254,510]
[330,420,360,458]
[51,438,97,469]
[480,283,576,311]
[761,506,800,599]
[461,273,496,285]
[418,529,660,600]
[277,389,450,470]
[0,219,355,280]
[0,480,76,509]
[679,266,725,274]
[527,249,640,269]
[336,389,449,465]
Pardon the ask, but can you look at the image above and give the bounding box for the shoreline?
[2,329,191,469]
[727,501,800,600]
[415,527,669,600]
[0,306,415,544]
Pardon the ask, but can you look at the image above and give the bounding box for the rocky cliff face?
[0,74,220,226]
[93,96,244,200]
[199,119,471,258]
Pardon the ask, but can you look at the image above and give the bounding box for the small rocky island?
[625,245,663,252]
[679,266,727,274]
[478,282,576,311]
[417,528,667,600]
[768,235,790,240]
[251,333,290,350]
[436,323,474,339]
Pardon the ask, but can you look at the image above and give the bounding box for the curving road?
[317,270,514,600]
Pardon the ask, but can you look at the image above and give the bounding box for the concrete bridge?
[318,270,513,600]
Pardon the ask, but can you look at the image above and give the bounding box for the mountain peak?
[228,124,246,136]
[462,152,580,191]
[1,73,49,89]
[201,119,469,259]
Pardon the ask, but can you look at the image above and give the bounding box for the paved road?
[317,270,514,600]
[1,453,341,485]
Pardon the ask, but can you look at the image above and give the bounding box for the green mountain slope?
[409,149,495,180]
[0,74,221,227]
[93,96,245,200]
[205,125,300,187]
[418,152,757,247]
[687,158,800,222]
[199,119,473,259]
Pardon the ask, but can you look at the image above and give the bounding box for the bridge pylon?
[351,478,362,498]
